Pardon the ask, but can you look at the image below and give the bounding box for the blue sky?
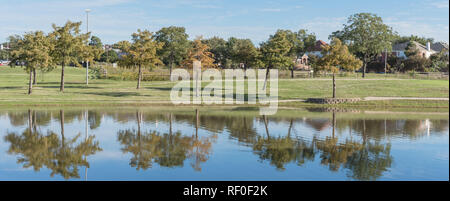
[1,0,448,45]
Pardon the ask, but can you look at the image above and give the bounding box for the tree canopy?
[330,13,396,77]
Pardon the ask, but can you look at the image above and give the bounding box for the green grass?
[0,66,448,109]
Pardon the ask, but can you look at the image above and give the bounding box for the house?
[305,40,328,58]
[391,41,448,59]
[431,42,449,55]
[294,40,329,71]
[294,54,310,70]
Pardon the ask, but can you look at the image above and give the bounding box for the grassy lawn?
[0,66,448,108]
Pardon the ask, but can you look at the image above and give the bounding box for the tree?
[317,38,362,98]
[330,13,396,78]
[202,37,229,68]
[260,30,293,89]
[10,31,53,94]
[394,35,434,46]
[100,50,119,63]
[280,29,316,78]
[117,29,163,89]
[182,36,216,69]
[50,21,89,92]
[226,37,258,71]
[155,26,190,79]
[430,50,449,72]
[89,35,103,48]
[401,42,432,72]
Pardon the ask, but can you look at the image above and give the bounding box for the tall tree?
[317,38,362,98]
[155,26,190,79]
[260,30,293,89]
[182,36,216,69]
[330,13,396,78]
[226,37,259,71]
[117,29,163,89]
[10,31,53,94]
[202,37,228,68]
[50,21,89,92]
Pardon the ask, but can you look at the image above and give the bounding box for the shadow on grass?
[0,86,24,90]
[81,92,141,97]
[40,85,103,89]
[146,87,173,91]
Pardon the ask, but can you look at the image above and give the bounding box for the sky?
[0,0,449,45]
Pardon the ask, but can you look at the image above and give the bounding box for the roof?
[307,40,328,52]
[392,41,430,52]
[431,42,449,52]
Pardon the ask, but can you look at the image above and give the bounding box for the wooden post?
[332,73,336,99]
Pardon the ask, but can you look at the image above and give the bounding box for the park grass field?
[0,66,448,109]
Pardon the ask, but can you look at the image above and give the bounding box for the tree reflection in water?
[2,108,446,180]
[4,110,102,180]
[117,110,217,171]
[252,112,394,181]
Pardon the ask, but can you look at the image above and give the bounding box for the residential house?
[390,41,448,59]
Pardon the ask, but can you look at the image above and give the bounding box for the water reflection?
[0,108,448,181]
[4,110,102,179]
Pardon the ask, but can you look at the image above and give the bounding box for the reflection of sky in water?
[0,110,448,181]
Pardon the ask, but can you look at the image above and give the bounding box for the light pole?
[85,9,91,85]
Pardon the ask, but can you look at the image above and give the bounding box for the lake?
[0,107,448,181]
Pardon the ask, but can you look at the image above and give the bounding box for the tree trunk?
[169,61,173,81]
[332,111,336,138]
[362,58,367,78]
[33,68,37,85]
[263,115,270,139]
[263,65,270,90]
[291,66,294,79]
[60,63,65,92]
[28,109,32,131]
[137,64,142,89]
[60,110,65,145]
[28,70,33,95]
[195,109,199,138]
[332,72,336,98]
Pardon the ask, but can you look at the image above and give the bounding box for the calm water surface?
[0,107,448,181]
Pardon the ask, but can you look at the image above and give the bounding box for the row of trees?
[9,21,103,94]
[4,12,448,96]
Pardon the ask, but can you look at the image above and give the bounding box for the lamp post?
[85,9,91,85]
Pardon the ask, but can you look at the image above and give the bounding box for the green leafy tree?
[394,35,434,46]
[226,37,258,71]
[260,30,293,89]
[100,50,119,63]
[430,50,449,72]
[117,29,163,89]
[89,36,103,48]
[317,38,362,98]
[202,37,229,68]
[10,31,53,94]
[280,29,316,78]
[155,26,190,79]
[330,13,396,78]
[49,21,89,92]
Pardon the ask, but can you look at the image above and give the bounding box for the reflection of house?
[294,40,329,71]
[304,119,331,131]
[391,41,448,59]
